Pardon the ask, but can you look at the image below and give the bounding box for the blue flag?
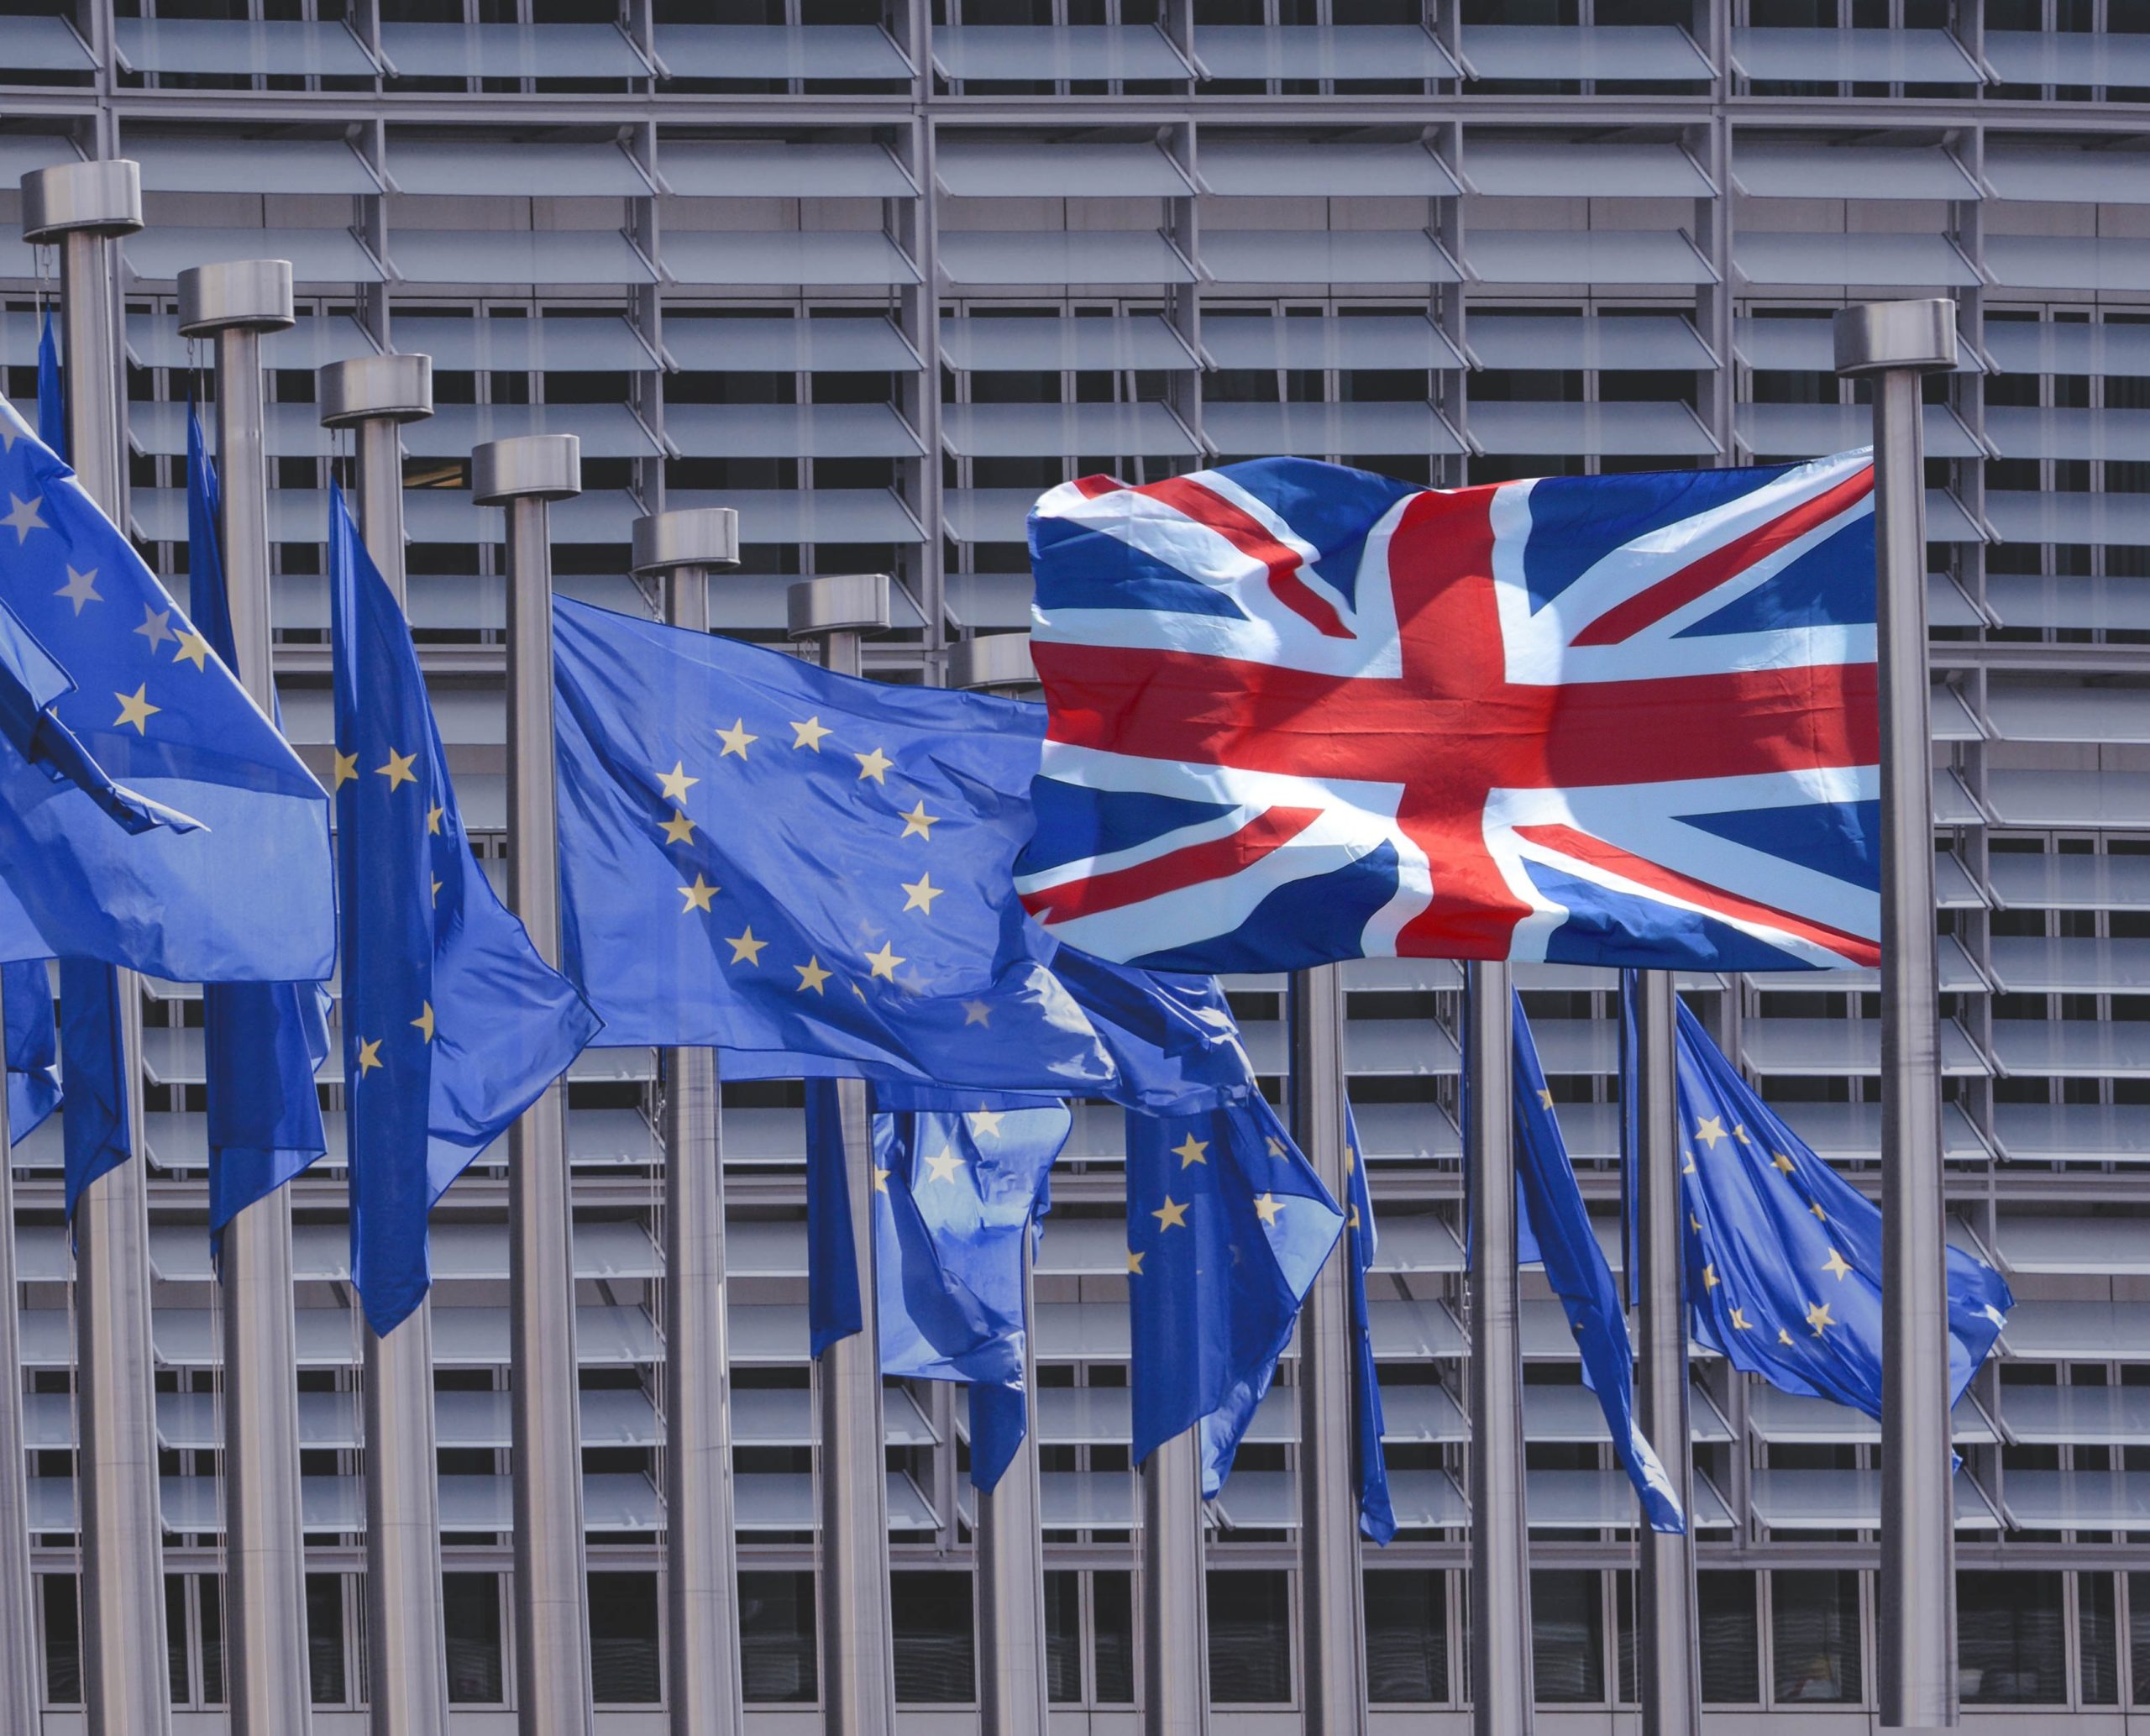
[1509,993,1686,1534]
[36,309,64,467]
[3,959,56,1142]
[1125,1094,1344,1495]
[58,957,127,1221]
[1338,1103,1394,1543]
[331,486,601,1335]
[550,598,1256,1110]
[1667,996,2011,1422]
[187,409,330,1246]
[0,399,334,983]
[804,1079,863,1357]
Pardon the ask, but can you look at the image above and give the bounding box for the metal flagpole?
[948,632,1051,1736]
[0,972,40,1736]
[321,353,454,1736]
[784,574,899,1736]
[1289,964,1366,1734]
[631,509,747,1736]
[475,434,595,1736]
[1633,970,1698,1736]
[1141,1429,1207,1734]
[20,157,172,1736]
[1466,960,1531,1736]
[1835,299,1961,1729]
[178,259,314,1736]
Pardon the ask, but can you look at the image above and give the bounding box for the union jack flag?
[1012,454,1880,973]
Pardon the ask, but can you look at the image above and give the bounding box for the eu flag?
[332,487,601,1334]
[1126,1095,1343,1495]
[3,958,55,1141]
[36,310,63,466]
[1666,996,2011,1422]
[0,396,334,983]
[1340,1103,1394,1544]
[551,599,1256,1109]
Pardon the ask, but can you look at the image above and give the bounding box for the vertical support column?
[1466,961,1531,1736]
[0,975,38,1736]
[1633,972,1698,1736]
[475,434,595,1736]
[321,353,454,1736]
[786,574,899,1736]
[21,156,171,1736]
[1835,300,1961,1731]
[179,258,314,1736]
[889,119,946,673]
[631,510,748,1736]
[1141,1432,1207,1735]
[947,632,1051,1736]
[1289,965,1366,1735]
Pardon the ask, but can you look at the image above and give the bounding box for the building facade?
[3,0,2148,1727]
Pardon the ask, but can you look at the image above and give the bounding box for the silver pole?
[948,633,1051,1736]
[1466,960,1531,1736]
[179,260,313,1736]
[786,576,899,1736]
[23,158,171,1736]
[632,511,747,1736]
[1141,1429,1208,1735]
[475,435,595,1736]
[321,353,452,1736]
[1836,299,1961,1730]
[1289,965,1366,1734]
[0,975,40,1736]
[1633,971,1697,1736]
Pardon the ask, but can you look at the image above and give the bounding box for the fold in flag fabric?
[332,487,601,1335]
[58,956,128,1223]
[0,396,334,982]
[551,596,1256,1111]
[804,1078,863,1357]
[3,959,56,1143]
[1509,991,1686,1534]
[1125,1094,1343,1496]
[1665,993,2012,1424]
[188,409,330,1247]
[1340,1101,1394,1544]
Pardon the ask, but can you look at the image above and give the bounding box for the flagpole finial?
[786,572,891,641]
[19,159,141,242]
[948,631,1035,693]
[631,506,739,577]
[473,432,580,505]
[177,260,295,337]
[319,353,433,427]
[1833,298,1958,378]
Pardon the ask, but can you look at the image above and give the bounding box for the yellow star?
[658,761,698,803]
[1807,1300,1835,1336]
[1536,1088,1555,1110]
[171,629,213,671]
[1152,1196,1189,1231]
[873,1167,889,1194]
[1729,1308,1754,1331]
[1778,1328,1796,1347]
[1681,1151,1696,1175]
[1772,1151,1796,1175]
[412,1002,435,1043]
[1348,1204,1361,1230]
[660,810,696,846]
[794,957,831,994]
[854,745,894,783]
[1690,1214,1702,1233]
[354,1038,382,1077]
[967,1108,1005,1140]
[1703,1263,1720,1291]
[898,800,937,840]
[726,927,768,966]
[431,876,442,906]
[330,749,359,792]
[55,565,100,613]
[678,874,719,914]
[113,685,160,733]
[1810,1202,1828,1222]
[790,716,831,753]
[923,1146,963,1185]
[1252,1193,1283,1225]
[1266,1135,1287,1159]
[1694,1115,1728,1149]
[1172,1133,1209,1168]
[863,941,904,981]
[133,606,174,651]
[716,718,757,759]
[1733,1124,1751,1145]
[1126,1249,1145,1276]
[427,804,444,837]
[376,747,417,790]
[1821,1248,1854,1282]
[962,999,992,1026]
[1345,1143,1356,1174]
[900,873,942,915]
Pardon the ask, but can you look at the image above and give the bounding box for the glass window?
[1699,1571,1760,1704]
[443,1572,505,1704]
[740,1571,816,1703]
[306,1574,347,1706]
[1958,1571,2064,1704]
[1772,1571,1861,1705]
[1044,1571,1083,1704]
[165,1576,191,1707]
[1208,1571,1292,1704]
[1532,1570,1605,1704]
[197,1574,225,1707]
[1366,1569,1447,1703]
[42,1575,81,1706]
[1093,1571,1134,1704]
[2081,1572,2119,1706]
[890,1571,974,1704]
[589,1571,661,1703]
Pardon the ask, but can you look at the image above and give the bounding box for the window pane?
[41,1575,81,1706]
[1615,1570,1635,1707]
[1043,1571,1083,1704]
[306,1574,347,1706]
[588,1571,661,1703]
[740,1571,817,1703]
[443,1572,505,1704]
[1093,1571,1134,1705]
[2080,1572,2119,1706]
[1772,1571,1861,1705]
[165,1576,191,1707]
[1698,1571,1760,1704]
[1366,1569,1447,1702]
[1208,1570,1292,1704]
[890,1571,974,1703]
[1531,1570,1604,1705]
[1958,1571,2065,1704]
[197,1574,225,1707]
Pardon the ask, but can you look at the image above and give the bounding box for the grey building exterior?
[3,0,2149,1727]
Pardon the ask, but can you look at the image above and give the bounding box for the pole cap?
[319,354,433,428]
[21,159,143,243]
[1833,299,1959,379]
[948,632,1037,693]
[177,260,296,337]
[787,574,891,641]
[472,434,581,506]
[632,507,741,577]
